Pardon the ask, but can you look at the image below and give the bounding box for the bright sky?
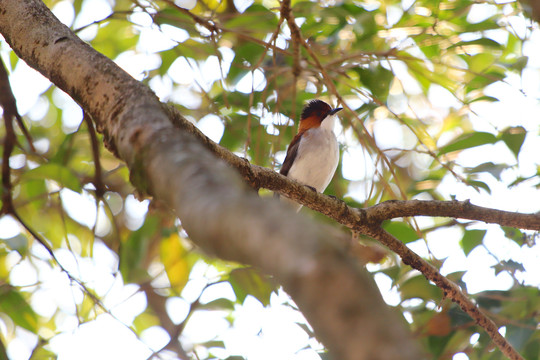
[1,0,540,359]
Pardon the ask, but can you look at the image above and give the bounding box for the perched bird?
[279,99,342,211]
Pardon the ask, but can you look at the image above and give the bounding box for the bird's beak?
[329,107,343,115]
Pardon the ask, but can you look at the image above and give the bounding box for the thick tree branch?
[0,1,423,359]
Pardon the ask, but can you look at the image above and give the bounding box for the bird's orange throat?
[298,115,321,134]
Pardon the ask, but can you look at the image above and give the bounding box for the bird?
[278,99,342,211]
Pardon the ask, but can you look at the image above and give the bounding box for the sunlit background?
[1,0,540,359]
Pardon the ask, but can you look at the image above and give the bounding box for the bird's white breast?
[287,116,339,193]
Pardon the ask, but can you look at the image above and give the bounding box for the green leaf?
[445,271,467,290]
[506,321,536,351]
[120,215,159,283]
[382,221,419,244]
[3,234,28,253]
[399,275,442,302]
[378,266,401,284]
[500,126,526,159]
[501,226,524,245]
[202,340,225,349]
[73,0,84,14]
[463,18,501,32]
[0,285,38,332]
[419,44,440,58]
[228,268,275,306]
[449,38,503,51]
[464,63,506,92]
[404,56,458,93]
[133,312,160,334]
[29,343,56,360]
[426,332,453,357]
[438,132,497,155]
[199,298,235,311]
[92,20,138,58]
[508,56,529,73]
[50,132,76,164]
[356,65,394,102]
[468,53,496,73]
[492,260,525,275]
[523,341,540,360]
[225,4,278,33]
[9,51,19,71]
[460,229,486,256]
[466,95,499,104]
[15,178,46,214]
[228,43,265,84]
[154,9,198,36]
[447,305,473,327]
[22,163,82,192]
[174,39,216,61]
[475,290,505,310]
[158,48,181,76]
[466,179,491,194]
[464,162,508,180]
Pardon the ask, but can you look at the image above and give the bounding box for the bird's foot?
[305,185,317,192]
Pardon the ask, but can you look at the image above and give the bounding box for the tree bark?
[0,0,424,359]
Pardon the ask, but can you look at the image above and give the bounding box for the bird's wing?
[280,132,303,176]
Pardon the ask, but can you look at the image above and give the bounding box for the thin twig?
[141,282,190,360]
[0,58,18,215]
[84,111,106,199]
[0,58,35,154]
[280,0,301,120]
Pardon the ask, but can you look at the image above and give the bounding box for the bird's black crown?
[301,99,332,120]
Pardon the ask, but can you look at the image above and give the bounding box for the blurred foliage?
[1,0,540,359]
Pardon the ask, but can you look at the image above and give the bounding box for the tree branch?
[140,282,190,359]
[366,199,540,230]
[0,58,17,215]
[364,228,523,360]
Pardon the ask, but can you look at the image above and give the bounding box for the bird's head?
[298,99,342,133]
